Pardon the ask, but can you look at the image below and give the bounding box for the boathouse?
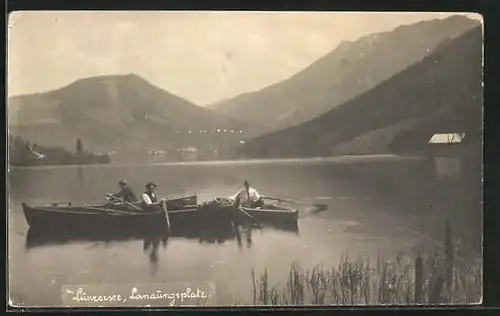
[425,129,481,180]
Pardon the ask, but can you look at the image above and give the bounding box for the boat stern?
[21,202,35,227]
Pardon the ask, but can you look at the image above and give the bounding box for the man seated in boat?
[230,180,264,208]
[110,180,138,203]
[142,182,160,209]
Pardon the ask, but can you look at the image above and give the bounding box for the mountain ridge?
[210,15,480,134]
[239,25,483,158]
[8,74,254,154]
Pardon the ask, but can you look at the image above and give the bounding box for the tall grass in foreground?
[250,221,482,305]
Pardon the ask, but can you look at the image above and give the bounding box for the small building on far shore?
[425,130,482,183]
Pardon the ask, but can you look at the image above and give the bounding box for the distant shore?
[8,154,430,170]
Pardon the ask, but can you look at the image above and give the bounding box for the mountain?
[210,15,480,134]
[8,74,253,154]
[239,25,483,158]
[206,97,232,110]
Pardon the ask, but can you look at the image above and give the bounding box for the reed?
[249,222,481,306]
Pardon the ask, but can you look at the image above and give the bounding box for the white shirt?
[230,187,260,206]
[142,193,157,205]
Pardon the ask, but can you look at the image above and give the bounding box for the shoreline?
[8,154,427,170]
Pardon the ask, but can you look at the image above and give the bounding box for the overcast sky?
[7,11,479,106]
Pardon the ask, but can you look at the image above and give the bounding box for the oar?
[87,206,137,215]
[213,197,262,227]
[235,206,264,228]
[105,194,143,211]
[262,196,327,209]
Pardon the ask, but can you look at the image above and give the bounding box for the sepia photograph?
[7,11,483,307]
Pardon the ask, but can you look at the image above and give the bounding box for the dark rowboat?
[212,197,299,228]
[22,201,170,235]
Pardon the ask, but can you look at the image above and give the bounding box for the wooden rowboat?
[22,201,171,235]
[213,197,299,228]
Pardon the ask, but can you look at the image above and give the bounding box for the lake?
[7,155,482,307]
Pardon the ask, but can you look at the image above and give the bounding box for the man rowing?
[230,180,264,208]
[110,180,137,203]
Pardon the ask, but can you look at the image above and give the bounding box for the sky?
[7,11,480,106]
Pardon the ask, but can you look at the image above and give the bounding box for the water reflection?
[77,166,84,181]
[25,220,298,254]
[234,223,256,249]
[246,228,253,248]
[24,227,170,251]
[143,236,166,276]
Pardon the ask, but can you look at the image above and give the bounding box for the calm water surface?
[8,155,482,306]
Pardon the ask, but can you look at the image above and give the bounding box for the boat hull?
[22,203,169,235]
[236,205,299,229]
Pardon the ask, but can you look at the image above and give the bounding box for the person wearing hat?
[142,182,159,206]
[110,180,137,203]
[229,180,263,208]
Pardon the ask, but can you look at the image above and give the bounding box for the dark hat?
[145,182,157,188]
[119,179,127,185]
